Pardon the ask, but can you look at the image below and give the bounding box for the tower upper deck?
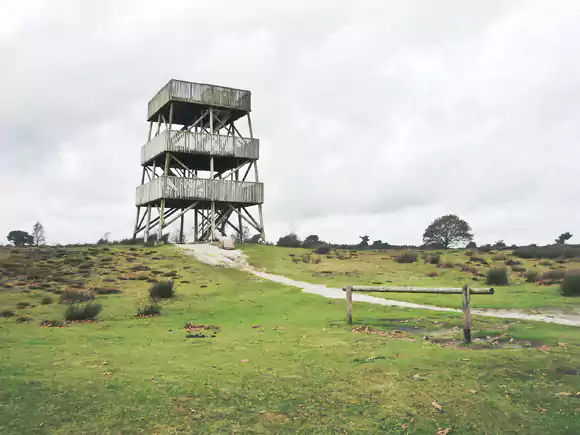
[147,79,251,126]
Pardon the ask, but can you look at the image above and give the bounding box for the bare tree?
[235,224,250,242]
[32,222,46,246]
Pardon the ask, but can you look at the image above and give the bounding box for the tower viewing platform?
[133,79,265,243]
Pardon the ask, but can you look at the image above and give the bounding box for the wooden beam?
[161,202,199,229]
[227,204,261,233]
[170,153,197,178]
[144,205,151,242]
[462,285,472,344]
[241,207,261,230]
[242,161,253,182]
[214,160,249,180]
[346,285,353,325]
[347,286,494,295]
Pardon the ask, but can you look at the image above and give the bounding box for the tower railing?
[136,176,264,206]
[141,130,259,164]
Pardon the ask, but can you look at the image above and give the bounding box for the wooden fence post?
[346,285,353,325]
[462,285,472,344]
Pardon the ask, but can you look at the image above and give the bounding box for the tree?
[277,233,301,248]
[422,215,473,249]
[555,232,573,244]
[97,232,111,244]
[32,222,46,246]
[494,240,506,249]
[247,234,261,244]
[359,235,370,247]
[7,230,34,246]
[302,235,320,248]
[466,241,477,249]
[372,240,382,247]
[235,224,251,243]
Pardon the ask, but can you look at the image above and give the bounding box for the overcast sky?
[1,0,579,246]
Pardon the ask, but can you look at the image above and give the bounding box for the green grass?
[242,244,580,311]
[0,245,579,433]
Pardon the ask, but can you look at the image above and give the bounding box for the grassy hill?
[242,244,580,311]
[1,245,579,434]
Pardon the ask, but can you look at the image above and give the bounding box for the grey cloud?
[1,0,579,246]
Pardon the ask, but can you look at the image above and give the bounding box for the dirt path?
[180,244,580,327]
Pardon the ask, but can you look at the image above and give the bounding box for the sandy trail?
[179,244,580,327]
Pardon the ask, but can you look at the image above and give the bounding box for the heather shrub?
[136,303,161,317]
[541,270,566,282]
[314,245,331,255]
[60,290,94,303]
[395,251,418,263]
[505,258,521,266]
[427,254,440,264]
[64,303,102,321]
[561,275,580,296]
[149,281,175,300]
[486,268,509,286]
[40,296,54,305]
[525,271,539,283]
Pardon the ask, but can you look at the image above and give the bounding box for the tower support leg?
[144,205,151,242]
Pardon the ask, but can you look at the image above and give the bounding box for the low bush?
[505,258,521,266]
[40,319,65,327]
[64,303,102,321]
[461,265,479,274]
[0,309,16,317]
[492,254,506,261]
[561,275,580,296]
[425,272,439,277]
[525,271,539,282]
[426,254,440,264]
[511,265,527,273]
[149,281,175,300]
[15,315,32,323]
[541,270,566,282]
[539,260,553,266]
[314,245,331,255]
[15,302,32,309]
[486,268,509,286]
[136,302,161,317]
[464,250,474,257]
[470,257,488,265]
[312,257,321,264]
[395,251,418,263]
[59,290,94,303]
[40,296,53,305]
[301,254,311,263]
[437,263,456,269]
[513,245,580,259]
[93,288,122,295]
[479,245,493,253]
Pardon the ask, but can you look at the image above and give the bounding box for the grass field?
[242,244,580,311]
[1,245,580,434]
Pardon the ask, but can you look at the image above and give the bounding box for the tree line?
[276,214,574,250]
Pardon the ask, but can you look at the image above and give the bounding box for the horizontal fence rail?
[136,177,264,206]
[148,80,252,119]
[344,285,494,343]
[346,286,495,295]
[141,130,259,164]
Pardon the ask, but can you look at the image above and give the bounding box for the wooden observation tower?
[133,79,265,243]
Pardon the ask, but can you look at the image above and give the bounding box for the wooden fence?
[343,285,494,343]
